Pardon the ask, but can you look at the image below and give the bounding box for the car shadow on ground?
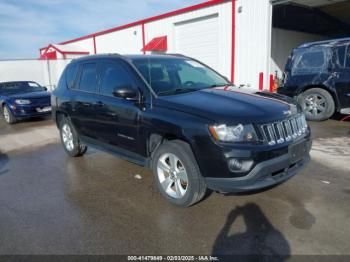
[212,203,290,260]
[0,151,9,176]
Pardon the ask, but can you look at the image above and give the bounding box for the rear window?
[291,47,328,75]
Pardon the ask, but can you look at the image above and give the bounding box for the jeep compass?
[52,54,311,207]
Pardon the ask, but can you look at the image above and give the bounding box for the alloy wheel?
[62,124,74,151]
[3,107,10,123]
[157,153,189,199]
[304,94,327,117]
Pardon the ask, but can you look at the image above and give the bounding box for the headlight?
[15,99,31,105]
[209,124,257,142]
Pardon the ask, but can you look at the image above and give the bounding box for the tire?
[2,105,16,124]
[152,140,207,207]
[59,117,87,157]
[299,88,335,121]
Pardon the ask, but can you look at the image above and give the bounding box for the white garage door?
[175,14,219,70]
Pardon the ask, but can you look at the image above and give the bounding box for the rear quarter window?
[291,48,328,75]
[65,63,78,89]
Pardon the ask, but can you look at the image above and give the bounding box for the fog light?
[228,158,254,173]
[229,159,242,170]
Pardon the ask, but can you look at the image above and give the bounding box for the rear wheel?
[299,88,335,121]
[152,140,207,207]
[2,105,16,124]
[59,118,87,157]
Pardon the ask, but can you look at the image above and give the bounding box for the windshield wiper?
[158,88,200,96]
[209,83,231,88]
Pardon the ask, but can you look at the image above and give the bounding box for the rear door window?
[78,63,98,93]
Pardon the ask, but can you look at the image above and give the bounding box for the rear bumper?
[205,140,311,192]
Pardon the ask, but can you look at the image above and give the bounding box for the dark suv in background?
[278,38,350,121]
[52,54,311,207]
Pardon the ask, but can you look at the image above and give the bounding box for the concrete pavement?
[0,118,349,255]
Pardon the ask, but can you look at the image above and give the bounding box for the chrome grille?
[261,114,308,146]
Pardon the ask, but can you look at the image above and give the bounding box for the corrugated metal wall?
[95,25,143,55]
[34,0,275,90]
[4,0,284,91]
[58,1,233,80]
[63,38,95,55]
[0,59,71,90]
[235,0,272,89]
[270,28,326,77]
[144,1,232,79]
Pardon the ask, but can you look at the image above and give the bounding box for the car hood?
[7,91,51,99]
[155,87,299,124]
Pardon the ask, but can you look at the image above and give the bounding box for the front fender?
[141,106,212,160]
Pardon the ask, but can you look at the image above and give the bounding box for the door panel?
[97,60,141,152]
[73,62,99,138]
[175,14,219,71]
[74,92,100,138]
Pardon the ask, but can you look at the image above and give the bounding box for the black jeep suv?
[278,38,350,121]
[52,54,311,207]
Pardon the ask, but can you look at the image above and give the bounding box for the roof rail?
[164,53,188,58]
[298,37,350,48]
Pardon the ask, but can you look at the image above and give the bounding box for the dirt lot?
[0,116,349,256]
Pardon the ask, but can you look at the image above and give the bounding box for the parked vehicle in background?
[52,54,311,207]
[278,38,350,121]
[0,81,51,124]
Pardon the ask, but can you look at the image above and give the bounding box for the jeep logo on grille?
[283,110,292,116]
[284,104,298,116]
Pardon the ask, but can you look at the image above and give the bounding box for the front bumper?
[10,104,51,119]
[205,139,311,193]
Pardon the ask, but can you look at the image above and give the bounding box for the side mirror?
[113,85,139,101]
[43,87,48,91]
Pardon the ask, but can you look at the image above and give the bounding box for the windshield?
[131,57,229,96]
[0,82,45,96]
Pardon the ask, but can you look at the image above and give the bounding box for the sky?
[0,0,205,59]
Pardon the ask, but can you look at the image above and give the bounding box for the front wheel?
[152,140,207,207]
[299,88,335,121]
[2,105,16,124]
[59,118,87,157]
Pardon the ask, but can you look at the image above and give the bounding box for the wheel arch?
[147,132,197,167]
[54,110,68,128]
[298,84,340,111]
